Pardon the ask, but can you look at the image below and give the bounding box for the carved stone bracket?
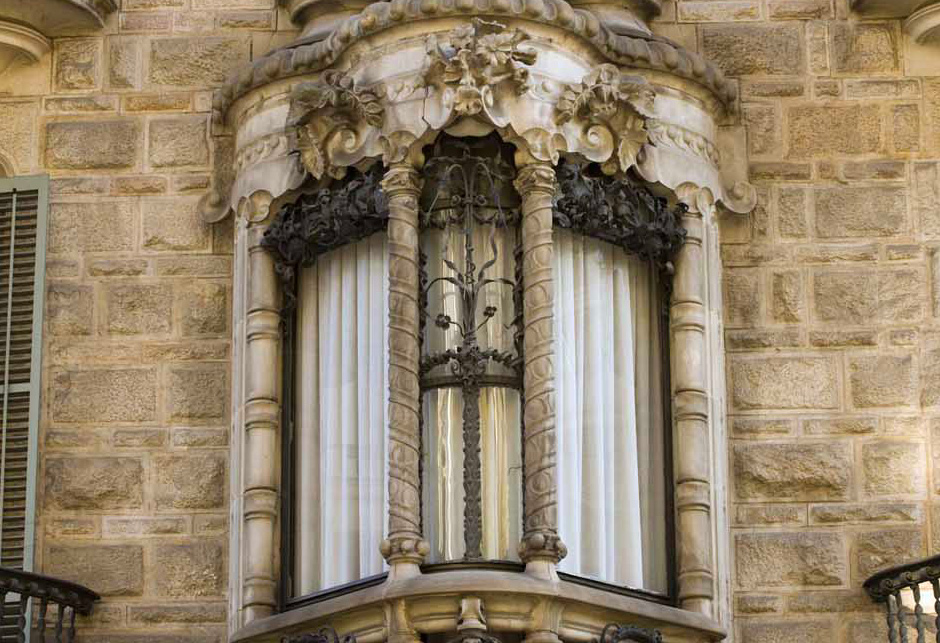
[597,624,662,643]
[283,626,357,643]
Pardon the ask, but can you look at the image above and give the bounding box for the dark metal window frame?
[265,154,686,612]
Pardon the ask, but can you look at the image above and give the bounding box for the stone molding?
[906,2,940,44]
[851,0,940,43]
[0,20,50,76]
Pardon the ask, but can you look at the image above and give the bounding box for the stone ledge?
[231,569,726,643]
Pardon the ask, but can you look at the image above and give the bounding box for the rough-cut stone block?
[112,176,167,196]
[734,442,851,500]
[726,329,802,351]
[52,368,157,423]
[744,104,778,156]
[734,504,805,526]
[768,0,832,18]
[927,79,940,155]
[731,356,839,410]
[151,540,225,597]
[811,503,921,525]
[149,117,209,168]
[112,428,167,448]
[194,514,227,535]
[741,80,806,99]
[168,364,227,421]
[856,529,923,579]
[732,418,795,437]
[0,102,38,171]
[156,256,232,276]
[846,79,920,99]
[739,620,835,642]
[830,22,899,74]
[154,453,226,509]
[49,201,136,255]
[105,284,173,336]
[701,24,804,76]
[103,517,189,537]
[172,428,228,447]
[44,96,116,113]
[788,105,881,158]
[142,198,210,252]
[108,39,140,89]
[771,270,802,323]
[723,269,760,327]
[923,349,940,407]
[45,457,143,510]
[787,591,879,613]
[736,595,783,615]
[54,38,101,91]
[864,439,925,498]
[45,120,141,170]
[47,284,93,335]
[809,330,877,347]
[841,160,907,181]
[178,282,228,336]
[149,37,250,87]
[46,544,143,596]
[736,532,847,588]
[777,188,807,238]
[804,417,877,435]
[849,355,916,408]
[125,94,191,113]
[893,105,921,153]
[128,603,227,625]
[812,269,923,323]
[749,162,812,181]
[88,259,149,277]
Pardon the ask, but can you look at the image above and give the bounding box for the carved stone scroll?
[513,161,566,574]
[379,162,430,576]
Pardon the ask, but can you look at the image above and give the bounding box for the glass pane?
[422,386,523,562]
[292,233,389,597]
[553,230,669,594]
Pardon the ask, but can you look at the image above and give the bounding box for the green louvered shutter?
[0,176,47,579]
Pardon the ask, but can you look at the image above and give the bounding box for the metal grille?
[0,177,47,587]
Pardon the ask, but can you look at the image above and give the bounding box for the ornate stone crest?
[555,64,656,174]
[288,70,385,179]
[423,18,536,125]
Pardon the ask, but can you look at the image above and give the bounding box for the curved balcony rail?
[0,567,99,642]
[864,554,940,642]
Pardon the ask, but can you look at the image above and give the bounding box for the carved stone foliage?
[598,624,662,643]
[282,627,357,643]
[553,160,687,273]
[423,19,536,122]
[288,70,386,180]
[259,163,389,306]
[555,64,655,174]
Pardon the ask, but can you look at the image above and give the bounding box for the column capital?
[514,162,557,198]
[381,163,423,198]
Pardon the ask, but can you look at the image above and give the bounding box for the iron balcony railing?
[864,553,940,642]
[0,567,98,642]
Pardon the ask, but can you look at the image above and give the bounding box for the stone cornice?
[1,0,116,36]
[906,2,940,43]
[211,0,735,129]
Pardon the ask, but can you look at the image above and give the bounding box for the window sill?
[231,569,726,643]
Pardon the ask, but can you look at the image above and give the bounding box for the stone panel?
[177,282,228,336]
[861,441,926,496]
[49,202,137,255]
[788,105,882,158]
[168,364,227,422]
[701,24,804,76]
[45,457,144,510]
[154,453,226,510]
[45,545,144,596]
[54,38,102,91]
[812,269,923,324]
[47,284,94,335]
[738,620,835,643]
[814,187,906,238]
[0,102,38,172]
[849,355,916,408]
[730,356,839,410]
[855,529,923,579]
[735,532,847,588]
[149,117,209,168]
[52,368,157,423]
[151,540,225,597]
[733,442,851,500]
[142,198,210,252]
[148,37,250,87]
[104,284,174,336]
[830,22,899,74]
[45,120,141,170]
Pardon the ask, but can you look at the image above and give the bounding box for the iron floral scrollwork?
[597,623,662,643]
[260,163,390,311]
[553,159,687,274]
[424,18,536,119]
[282,626,357,643]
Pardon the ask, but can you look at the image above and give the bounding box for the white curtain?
[293,234,389,596]
[554,229,667,593]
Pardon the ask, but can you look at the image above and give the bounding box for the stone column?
[379,161,428,580]
[513,161,566,580]
[671,195,714,616]
[242,217,282,623]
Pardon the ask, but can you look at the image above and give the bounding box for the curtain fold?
[293,233,389,597]
[554,230,667,593]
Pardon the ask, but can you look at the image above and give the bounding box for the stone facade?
[0,0,937,641]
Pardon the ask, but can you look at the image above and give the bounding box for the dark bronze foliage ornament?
[282,626,357,643]
[598,623,663,643]
[260,163,390,310]
[553,159,687,274]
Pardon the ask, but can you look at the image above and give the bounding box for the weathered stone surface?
[749,162,812,181]
[108,39,140,90]
[172,427,228,447]
[744,104,778,156]
[735,595,783,614]
[45,517,98,538]
[701,24,804,76]
[124,94,191,113]
[45,457,143,510]
[49,201,136,255]
[0,102,38,171]
[105,284,173,336]
[846,79,920,99]
[928,349,940,407]
[88,259,150,277]
[732,418,795,437]
[154,453,226,509]
[149,117,209,168]
[777,187,807,238]
[804,417,877,435]
[841,160,906,181]
[855,529,923,578]
[771,270,802,323]
[194,515,227,535]
[731,356,839,410]
[723,269,760,327]
[893,105,921,153]
[112,176,167,196]
[142,198,210,252]
[810,503,922,524]
[177,282,228,336]
[128,603,226,625]
[849,355,916,408]
[734,442,851,500]
[46,544,144,596]
[809,330,877,347]
[734,504,805,526]
[787,591,879,613]
[768,0,831,19]
[830,22,899,74]
[812,269,923,323]
[149,37,250,87]
[151,540,225,597]
[103,517,189,537]
[55,38,101,91]
[47,284,93,335]
[736,532,847,588]
[788,105,882,158]
[726,329,801,350]
[156,256,232,276]
[738,620,834,643]
[815,186,907,238]
[45,120,141,170]
[112,428,167,448]
[741,80,805,99]
[142,342,229,362]
[43,96,117,113]
[52,368,157,423]
[168,365,227,421]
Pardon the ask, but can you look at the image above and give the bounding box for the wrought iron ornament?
[260,163,390,309]
[553,160,687,274]
[598,623,663,643]
[283,626,357,643]
[418,136,524,561]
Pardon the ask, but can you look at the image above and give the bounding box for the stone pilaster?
[379,162,429,579]
[242,216,282,623]
[513,161,566,578]
[671,195,714,616]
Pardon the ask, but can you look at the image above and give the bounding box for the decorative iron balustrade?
[0,567,99,642]
[864,553,940,642]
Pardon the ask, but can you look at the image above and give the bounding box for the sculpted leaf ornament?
[424,18,537,120]
[288,70,386,179]
[556,64,656,174]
